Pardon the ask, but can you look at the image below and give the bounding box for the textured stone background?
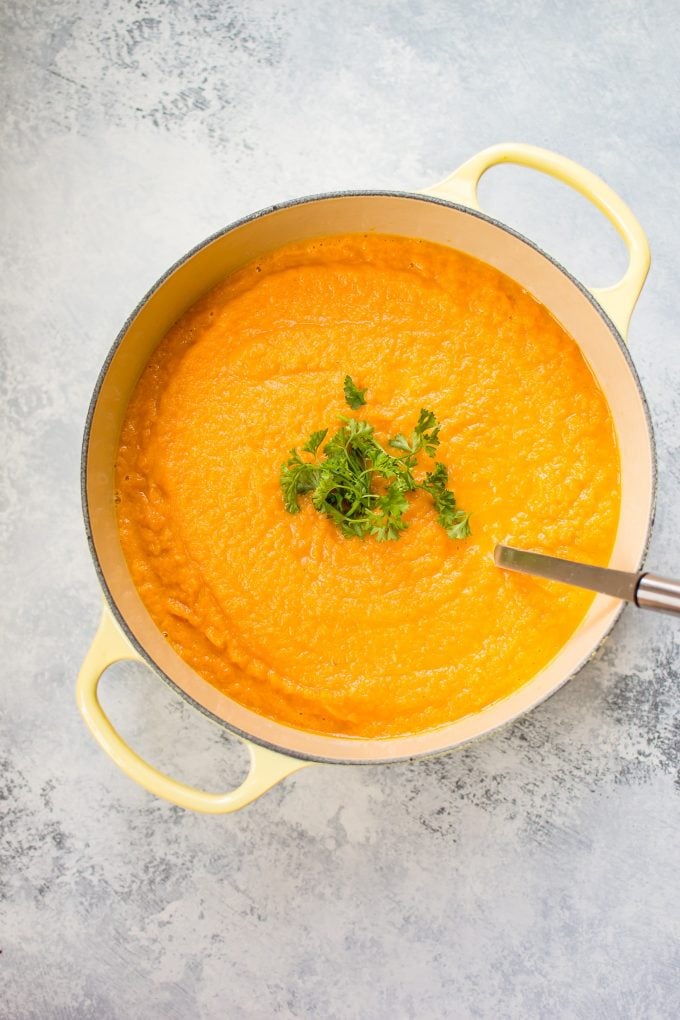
[2,1,679,1017]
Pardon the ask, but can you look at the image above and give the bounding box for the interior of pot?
[84,193,655,763]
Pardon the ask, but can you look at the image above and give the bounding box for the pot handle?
[421,142,650,338]
[76,606,312,813]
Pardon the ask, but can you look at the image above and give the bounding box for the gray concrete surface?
[2,1,679,1017]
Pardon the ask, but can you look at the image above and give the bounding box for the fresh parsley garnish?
[280,380,471,542]
[343,375,367,409]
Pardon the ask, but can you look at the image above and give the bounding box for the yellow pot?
[78,143,654,813]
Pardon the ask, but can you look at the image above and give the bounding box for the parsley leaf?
[413,408,441,457]
[279,451,319,513]
[421,462,471,537]
[445,511,472,540]
[390,408,440,460]
[422,461,449,490]
[371,479,411,542]
[343,375,367,409]
[388,432,413,455]
[303,428,328,455]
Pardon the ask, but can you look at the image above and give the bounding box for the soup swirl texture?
[116,234,620,737]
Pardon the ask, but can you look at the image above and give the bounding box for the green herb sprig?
[280,377,471,542]
[343,374,367,409]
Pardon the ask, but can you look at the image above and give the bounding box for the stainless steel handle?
[636,574,680,616]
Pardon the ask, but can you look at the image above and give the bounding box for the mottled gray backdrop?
[2,1,679,1017]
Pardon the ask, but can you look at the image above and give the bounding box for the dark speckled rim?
[81,190,657,766]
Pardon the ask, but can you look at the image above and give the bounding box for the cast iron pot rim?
[81,188,657,766]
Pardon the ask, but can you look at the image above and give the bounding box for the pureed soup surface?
[117,234,621,738]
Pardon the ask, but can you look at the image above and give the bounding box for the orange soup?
[116,234,620,738]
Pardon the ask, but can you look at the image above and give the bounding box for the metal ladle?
[495,545,680,617]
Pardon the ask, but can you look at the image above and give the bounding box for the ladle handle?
[637,574,680,616]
